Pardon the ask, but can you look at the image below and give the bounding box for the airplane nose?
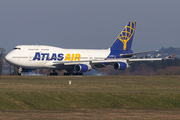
[5,52,19,66]
[5,54,11,63]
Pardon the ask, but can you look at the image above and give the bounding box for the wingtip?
[170,54,176,59]
[166,54,176,59]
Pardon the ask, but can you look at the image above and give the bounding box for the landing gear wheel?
[50,72,58,76]
[63,72,71,76]
[18,73,22,76]
[73,72,83,75]
[50,70,58,76]
[63,71,83,76]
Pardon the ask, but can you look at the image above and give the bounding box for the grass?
[0,76,180,110]
[1,76,180,119]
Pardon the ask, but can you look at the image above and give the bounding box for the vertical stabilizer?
[110,22,136,51]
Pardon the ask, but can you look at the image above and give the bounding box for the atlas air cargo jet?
[5,22,175,75]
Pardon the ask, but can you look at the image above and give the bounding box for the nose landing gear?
[18,67,22,76]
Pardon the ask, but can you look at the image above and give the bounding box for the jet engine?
[74,64,92,72]
[113,62,127,70]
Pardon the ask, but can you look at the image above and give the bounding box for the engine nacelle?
[114,62,127,70]
[74,64,92,72]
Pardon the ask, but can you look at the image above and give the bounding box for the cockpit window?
[13,47,21,50]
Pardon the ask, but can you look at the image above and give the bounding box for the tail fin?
[110,22,136,51]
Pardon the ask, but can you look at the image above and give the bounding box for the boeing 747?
[5,22,175,75]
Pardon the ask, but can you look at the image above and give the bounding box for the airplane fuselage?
[5,45,110,69]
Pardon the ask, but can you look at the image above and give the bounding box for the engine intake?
[114,62,127,70]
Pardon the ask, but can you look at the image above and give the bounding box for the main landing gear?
[50,70,58,76]
[63,71,83,76]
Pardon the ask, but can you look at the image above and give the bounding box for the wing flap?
[128,58,162,62]
[120,50,159,57]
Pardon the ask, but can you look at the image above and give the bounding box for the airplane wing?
[51,54,175,67]
[120,50,159,57]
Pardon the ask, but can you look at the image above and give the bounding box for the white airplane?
[5,22,175,75]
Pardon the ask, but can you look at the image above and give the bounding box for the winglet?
[166,54,176,59]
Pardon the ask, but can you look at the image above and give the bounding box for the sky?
[0,0,180,53]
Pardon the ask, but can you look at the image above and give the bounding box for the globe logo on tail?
[118,22,135,50]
